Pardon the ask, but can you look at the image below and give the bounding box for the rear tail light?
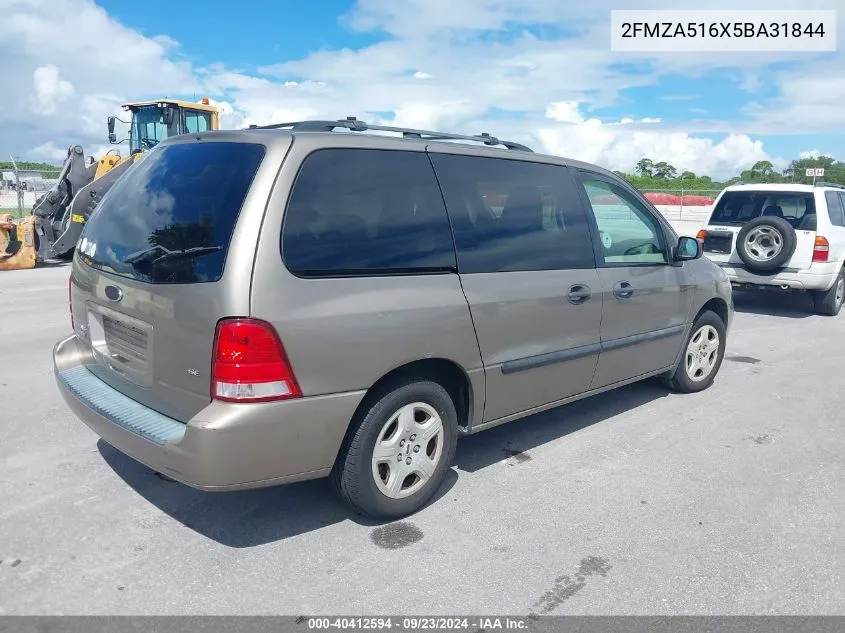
[212,318,301,403]
[68,276,74,330]
[813,236,830,263]
[696,229,707,246]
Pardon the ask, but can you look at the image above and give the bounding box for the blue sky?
[3,0,844,178]
[97,0,381,68]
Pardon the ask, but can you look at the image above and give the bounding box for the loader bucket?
[0,215,39,271]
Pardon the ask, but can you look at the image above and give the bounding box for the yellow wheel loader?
[1,98,220,271]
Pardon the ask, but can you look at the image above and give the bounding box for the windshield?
[77,141,266,284]
[129,105,181,153]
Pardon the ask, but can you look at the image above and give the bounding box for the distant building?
[17,170,57,192]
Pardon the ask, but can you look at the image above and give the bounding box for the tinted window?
[825,191,845,227]
[429,153,595,273]
[710,190,816,227]
[282,149,456,276]
[78,141,265,284]
[577,174,667,265]
[184,111,211,133]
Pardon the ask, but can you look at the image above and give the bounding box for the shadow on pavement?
[98,439,457,548]
[99,378,669,547]
[455,378,669,472]
[731,290,815,319]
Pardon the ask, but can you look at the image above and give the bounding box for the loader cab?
[108,98,220,154]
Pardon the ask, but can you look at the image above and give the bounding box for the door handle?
[567,284,592,305]
[613,281,634,299]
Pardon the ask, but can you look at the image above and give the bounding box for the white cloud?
[545,102,584,125]
[30,65,75,116]
[739,73,762,93]
[28,141,114,165]
[1,0,195,161]
[799,149,836,160]
[529,103,781,178]
[2,0,842,179]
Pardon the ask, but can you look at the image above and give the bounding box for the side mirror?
[107,116,115,135]
[674,235,701,261]
[108,133,117,144]
[162,106,175,125]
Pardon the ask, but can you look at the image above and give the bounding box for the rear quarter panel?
[248,134,486,421]
[816,190,845,265]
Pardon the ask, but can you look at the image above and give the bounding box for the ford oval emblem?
[104,285,123,302]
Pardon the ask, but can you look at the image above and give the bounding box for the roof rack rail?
[247,116,534,152]
[814,181,845,190]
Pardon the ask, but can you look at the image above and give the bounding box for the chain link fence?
[0,167,62,219]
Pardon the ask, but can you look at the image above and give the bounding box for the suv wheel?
[813,268,845,317]
[664,310,726,393]
[332,378,458,519]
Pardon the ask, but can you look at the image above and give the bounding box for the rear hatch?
[69,139,266,422]
[702,189,818,270]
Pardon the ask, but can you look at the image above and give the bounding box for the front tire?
[331,378,458,520]
[813,268,844,317]
[665,310,726,393]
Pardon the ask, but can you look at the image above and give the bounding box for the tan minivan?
[54,119,733,518]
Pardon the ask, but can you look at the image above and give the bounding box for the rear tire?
[664,310,726,394]
[331,378,458,520]
[813,268,844,316]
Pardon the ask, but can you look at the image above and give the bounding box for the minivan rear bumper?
[53,334,365,491]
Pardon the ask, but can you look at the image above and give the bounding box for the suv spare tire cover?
[735,215,797,272]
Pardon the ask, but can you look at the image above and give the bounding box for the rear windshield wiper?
[124,245,223,266]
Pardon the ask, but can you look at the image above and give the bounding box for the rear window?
[281,148,457,277]
[77,141,265,284]
[710,190,816,228]
[824,191,845,227]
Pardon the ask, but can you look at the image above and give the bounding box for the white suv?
[698,182,845,316]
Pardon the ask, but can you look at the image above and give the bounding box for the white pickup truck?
[697,182,845,316]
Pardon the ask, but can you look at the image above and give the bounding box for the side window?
[184,111,211,133]
[577,174,668,265]
[825,191,845,227]
[429,153,595,273]
[282,149,456,276]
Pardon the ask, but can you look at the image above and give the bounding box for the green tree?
[635,158,654,177]
[740,160,782,183]
[652,161,677,179]
[783,155,844,184]
[0,160,62,178]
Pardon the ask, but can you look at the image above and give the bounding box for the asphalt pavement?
[1,263,843,615]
